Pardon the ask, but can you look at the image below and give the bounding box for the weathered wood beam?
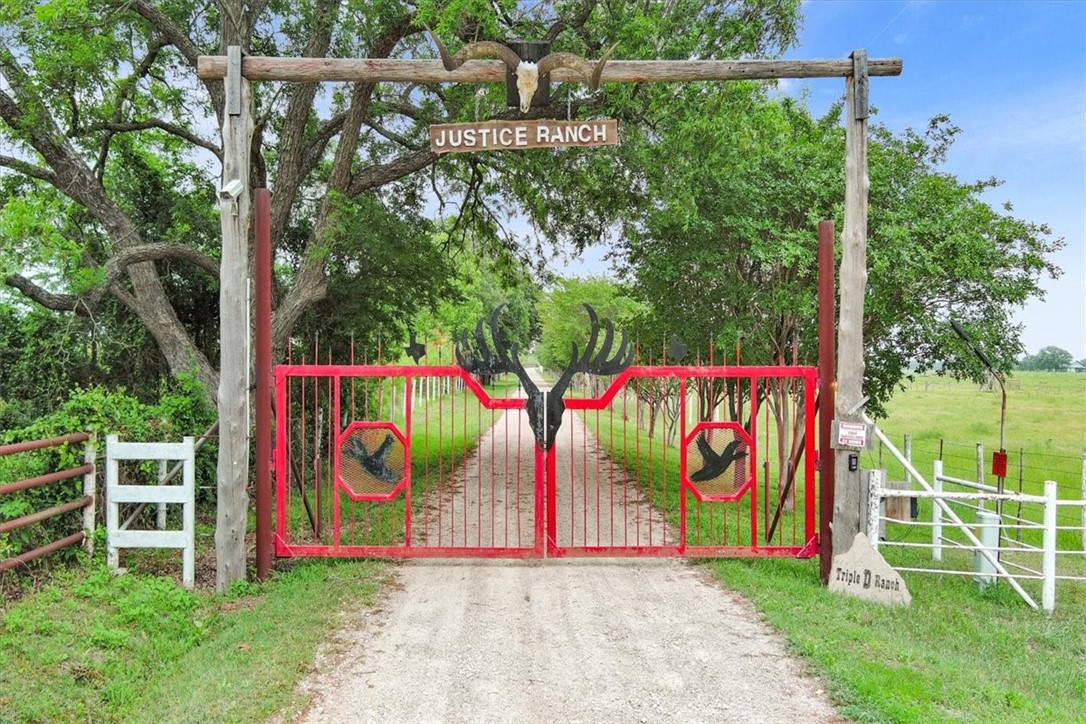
[196,57,902,83]
[832,50,870,563]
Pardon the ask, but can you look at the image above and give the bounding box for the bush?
[0,374,216,566]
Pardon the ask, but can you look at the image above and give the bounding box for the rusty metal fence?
[0,433,96,573]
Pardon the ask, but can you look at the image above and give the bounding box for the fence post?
[157,460,168,530]
[105,435,119,570]
[1081,453,1085,555]
[1043,480,1057,614]
[866,468,883,545]
[975,443,985,508]
[904,434,912,486]
[933,459,943,561]
[82,433,97,555]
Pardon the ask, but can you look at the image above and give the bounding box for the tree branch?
[102,242,219,290]
[543,0,600,43]
[347,146,439,197]
[81,120,222,158]
[363,118,421,150]
[4,275,83,314]
[0,154,56,183]
[113,0,225,115]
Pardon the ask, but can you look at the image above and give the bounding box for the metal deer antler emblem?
[455,303,632,450]
[425,26,616,113]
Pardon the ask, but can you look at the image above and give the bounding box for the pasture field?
[872,370,1085,500]
[585,369,1086,723]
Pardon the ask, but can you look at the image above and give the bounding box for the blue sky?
[788,0,1086,359]
[561,0,1086,359]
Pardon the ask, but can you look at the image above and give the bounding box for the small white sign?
[837,421,868,449]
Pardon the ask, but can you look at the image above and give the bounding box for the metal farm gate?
[274,308,818,560]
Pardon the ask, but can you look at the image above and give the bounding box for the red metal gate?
[274,361,817,560]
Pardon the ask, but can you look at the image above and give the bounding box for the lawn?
[0,372,510,722]
[0,559,385,723]
[582,369,1086,723]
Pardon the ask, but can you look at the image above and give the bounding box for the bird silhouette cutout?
[690,433,747,482]
[346,433,401,484]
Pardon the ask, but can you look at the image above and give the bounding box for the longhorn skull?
[425,26,615,113]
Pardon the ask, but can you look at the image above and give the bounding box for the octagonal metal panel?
[337,421,408,502]
[683,422,754,502]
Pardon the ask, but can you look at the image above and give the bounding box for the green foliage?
[617,89,1062,414]
[0,559,384,722]
[412,230,541,364]
[0,375,215,565]
[1018,346,1075,371]
[1,0,802,398]
[289,194,459,362]
[537,277,643,370]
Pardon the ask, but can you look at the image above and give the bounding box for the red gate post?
[817,220,836,583]
[255,188,273,580]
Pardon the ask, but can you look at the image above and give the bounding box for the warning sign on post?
[832,421,871,450]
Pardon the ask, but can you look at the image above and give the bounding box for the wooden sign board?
[430,119,618,154]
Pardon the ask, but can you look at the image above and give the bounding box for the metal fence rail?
[0,433,96,572]
[864,420,1085,613]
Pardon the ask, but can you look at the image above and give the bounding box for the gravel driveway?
[291,372,840,723]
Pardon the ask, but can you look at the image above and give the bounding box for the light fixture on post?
[219,179,243,216]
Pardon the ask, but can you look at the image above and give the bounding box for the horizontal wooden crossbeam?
[196,57,902,83]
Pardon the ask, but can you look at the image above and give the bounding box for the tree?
[1019,346,1074,371]
[616,91,1062,416]
[1,1,803,587]
[537,276,643,374]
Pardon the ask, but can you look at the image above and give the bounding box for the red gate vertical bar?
[749,375,759,547]
[817,219,836,582]
[804,371,817,546]
[333,374,342,547]
[679,376,688,553]
[404,375,413,547]
[255,188,272,579]
[544,444,555,555]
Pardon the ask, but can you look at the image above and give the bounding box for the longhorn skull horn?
[424,26,540,112]
[536,43,617,92]
[425,27,617,113]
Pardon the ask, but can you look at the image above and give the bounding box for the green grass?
[584,371,1086,722]
[0,372,513,722]
[710,557,1086,723]
[0,558,384,722]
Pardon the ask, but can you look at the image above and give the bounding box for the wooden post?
[216,45,253,591]
[82,433,96,555]
[831,50,869,563]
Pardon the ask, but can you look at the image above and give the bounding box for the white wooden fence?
[864,419,1085,614]
[106,436,196,588]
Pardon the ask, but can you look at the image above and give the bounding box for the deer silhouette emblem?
[456,304,632,450]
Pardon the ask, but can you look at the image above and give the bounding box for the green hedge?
[0,374,215,566]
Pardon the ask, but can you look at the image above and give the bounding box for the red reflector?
[992,450,1008,478]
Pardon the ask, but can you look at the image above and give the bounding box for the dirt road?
[293,372,839,723]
